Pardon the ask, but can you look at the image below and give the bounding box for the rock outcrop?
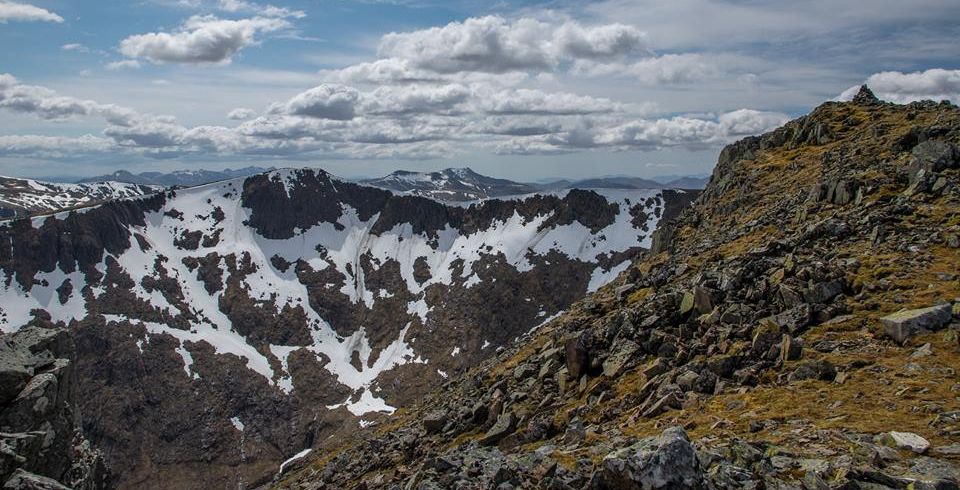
[0,321,109,489]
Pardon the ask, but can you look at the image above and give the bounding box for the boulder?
[3,470,71,490]
[602,340,640,378]
[422,411,448,434]
[910,140,959,176]
[564,337,589,380]
[879,431,930,454]
[480,411,517,446]
[788,360,836,383]
[591,426,706,489]
[880,304,953,344]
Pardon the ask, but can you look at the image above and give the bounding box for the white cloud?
[378,16,649,75]
[838,68,960,104]
[572,54,717,84]
[0,73,139,124]
[227,107,257,120]
[0,1,63,23]
[0,134,114,157]
[479,88,620,115]
[553,21,649,59]
[361,84,470,115]
[119,15,291,65]
[106,60,142,70]
[216,0,304,18]
[495,109,790,154]
[272,84,360,120]
[61,43,88,52]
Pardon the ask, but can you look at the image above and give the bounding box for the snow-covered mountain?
[0,167,696,488]
[78,166,275,187]
[362,167,539,201]
[0,175,160,219]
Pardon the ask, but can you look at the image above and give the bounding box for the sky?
[0,0,958,181]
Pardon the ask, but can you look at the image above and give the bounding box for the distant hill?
[361,167,539,201]
[78,166,275,187]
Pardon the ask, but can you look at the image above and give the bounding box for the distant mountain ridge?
[78,166,275,187]
[361,167,540,201]
[364,167,708,202]
[0,175,160,219]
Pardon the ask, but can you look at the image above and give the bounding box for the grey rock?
[602,340,640,378]
[422,411,448,434]
[2,470,70,490]
[879,431,930,454]
[788,360,836,383]
[592,426,706,489]
[880,304,953,344]
[910,140,960,175]
[480,411,517,446]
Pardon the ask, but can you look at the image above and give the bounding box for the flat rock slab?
[880,304,952,344]
[880,431,930,454]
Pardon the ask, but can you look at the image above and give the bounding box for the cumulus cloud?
[478,88,620,116]
[0,1,63,23]
[838,69,960,104]
[227,107,257,120]
[378,16,648,75]
[361,84,471,115]
[271,84,360,120]
[119,15,291,65]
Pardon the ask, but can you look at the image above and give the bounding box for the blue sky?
[0,0,958,181]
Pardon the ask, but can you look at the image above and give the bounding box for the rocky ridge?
[276,87,960,489]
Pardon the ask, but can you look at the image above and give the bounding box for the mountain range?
[78,167,276,188]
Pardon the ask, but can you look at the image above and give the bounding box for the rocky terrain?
[0,176,160,219]
[275,87,960,489]
[0,168,693,488]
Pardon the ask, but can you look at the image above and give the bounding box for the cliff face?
[0,318,110,489]
[276,88,960,489]
[0,169,695,488]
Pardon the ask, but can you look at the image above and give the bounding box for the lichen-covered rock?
[591,427,706,489]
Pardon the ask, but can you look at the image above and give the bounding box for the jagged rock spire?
[852,84,880,105]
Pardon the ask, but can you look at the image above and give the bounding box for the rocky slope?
[0,176,160,219]
[276,87,960,489]
[0,169,694,488]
